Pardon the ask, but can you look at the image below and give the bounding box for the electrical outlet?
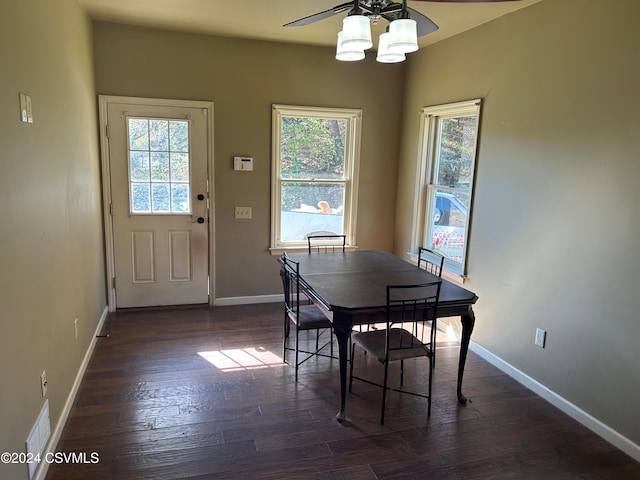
[535,328,546,348]
[40,371,47,397]
[234,206,252,219]
[74,318,78,339]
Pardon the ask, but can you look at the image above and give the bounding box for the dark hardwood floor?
[46,303,640,479]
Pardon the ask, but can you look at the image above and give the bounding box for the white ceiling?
[78,0,542,48]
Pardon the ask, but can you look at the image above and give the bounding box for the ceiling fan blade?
[408,6,439,36]
[284,2,353,27]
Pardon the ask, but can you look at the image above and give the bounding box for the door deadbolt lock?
[197,194,205,201]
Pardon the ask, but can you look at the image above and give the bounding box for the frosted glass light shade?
[388,18,419,54]
[336,31,365,61]
[376,32,405,63]
[341,15,373,50]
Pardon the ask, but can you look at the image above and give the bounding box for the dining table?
[282,250,478,422]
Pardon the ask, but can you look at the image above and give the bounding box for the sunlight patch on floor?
[445,324,460,341]
[198,347,285,372]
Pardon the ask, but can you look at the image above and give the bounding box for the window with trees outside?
[271,105,361,249]
[413,99,481,276]
[127,117,191,214]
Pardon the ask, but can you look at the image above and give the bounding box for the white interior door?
[105,100,211,308]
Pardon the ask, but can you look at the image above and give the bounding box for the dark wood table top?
[286,250,478,314]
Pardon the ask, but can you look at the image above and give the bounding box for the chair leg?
[432,319,437,367]
[349,342,356,392]
[282,316,289,362]
[294,327,300,382]
[427,358,434,416]
[381,360,390,425]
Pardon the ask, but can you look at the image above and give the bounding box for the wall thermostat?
[233,156,253,171]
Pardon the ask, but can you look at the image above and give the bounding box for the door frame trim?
[98,95,215,312]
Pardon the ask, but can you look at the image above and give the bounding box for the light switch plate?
[235,206,252,219]
[19,93,28,122]
[19,92,33,123]
[25,94,33,123]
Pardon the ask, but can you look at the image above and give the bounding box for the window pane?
[272,105,361,248]
[435,115,477,188]
[171,184,190,213]
[280,116,346,180]
[130,151,149,181]
[415,100,480,274]
[149,120,169,151]
[151,183,170,212]
[169,121,189,152]
[128,116,191,215]
[131,183,150,213]
[170,152,189,181]
[129,119,148,150]
[150,152,170,181]
[280,182,345,242]
[429,189,470,265]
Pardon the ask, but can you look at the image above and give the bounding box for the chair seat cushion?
[352,328,430,362]
[290,304,333,330]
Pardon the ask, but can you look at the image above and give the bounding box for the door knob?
[197,217,205,224]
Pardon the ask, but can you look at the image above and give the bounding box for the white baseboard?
[214,294,282,306]
[32,306,109,480]
[469,340,640,463]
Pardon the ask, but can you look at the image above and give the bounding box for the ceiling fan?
[284,0,521,63]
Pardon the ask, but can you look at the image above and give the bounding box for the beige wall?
[395,0,640,445]
[92,23,404,299]
[0,1,105,478]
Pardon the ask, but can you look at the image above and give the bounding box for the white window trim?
[411,99,482,278]
[270,104,361,250]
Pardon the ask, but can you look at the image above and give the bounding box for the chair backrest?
[280,252,301,317]
[307,234,346,253]
[417,247,444,277]
[385,281,442,353]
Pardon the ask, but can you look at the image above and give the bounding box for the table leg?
[332,312,351,423]
[457,306,476,403]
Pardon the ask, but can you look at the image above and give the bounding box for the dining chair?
[280,253,335,382]
[417,246,444,277]
[307,234,346,253]
[349,281,442,424]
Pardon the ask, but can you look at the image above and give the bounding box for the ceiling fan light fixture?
[341,14,373,50]
[336,31,366,61]
[388,18,419,54]
[376,32,405,64]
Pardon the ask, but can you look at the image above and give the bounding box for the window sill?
[406,252,468,285]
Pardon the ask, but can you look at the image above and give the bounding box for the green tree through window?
[271,105,361,248]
